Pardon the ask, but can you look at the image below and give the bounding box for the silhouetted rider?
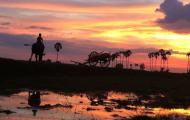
[37,33,43,44]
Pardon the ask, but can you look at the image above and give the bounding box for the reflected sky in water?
[0,91,190,120]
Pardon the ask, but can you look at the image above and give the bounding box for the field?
[0,57,190,105]
[1,58,190,119]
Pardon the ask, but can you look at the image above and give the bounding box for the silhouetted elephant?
[28,90,41,107]
[29,42,45,62]
[28,90,41,116]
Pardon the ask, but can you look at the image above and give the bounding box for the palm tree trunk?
[155,59,157,71]
[56,52,59,62]
[122,56,124,67]
[188,57,189,73]
[189,57,190,73]
[160,58,162,70]
[187,57,189,73]
[120,56,122,64]
[111,60,113,68]
[187,56,190,73]
[152,58,154,71]
[126,57,129,69]
[127,57,130,68]
[149,58,151,71]
[163,60,165,70]
[127,57,129,69]
[115,58,117,66]
[125,57,127,69]
[151,58,153,71]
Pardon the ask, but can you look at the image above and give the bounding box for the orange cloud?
[0,1,190,72]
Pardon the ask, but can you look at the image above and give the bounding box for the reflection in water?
[28,90,41,116]
[0,91,190,120]
[86,91,108,106]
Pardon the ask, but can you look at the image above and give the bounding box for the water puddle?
[0,90,190,120]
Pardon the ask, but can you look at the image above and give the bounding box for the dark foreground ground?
[1,57,190,108]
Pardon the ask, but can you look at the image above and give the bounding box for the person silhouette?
[37,33,43,44]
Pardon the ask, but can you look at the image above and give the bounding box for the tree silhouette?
[159,49,165,70]
[54,42,62,62]
[148,52,154,71]
[119,51,123,65]
[165,51,172,70]
[140,63,145,71]
[158,49,172,72]
[153,52,160,71]
[161,54,167,71]
[122,50,132,69]
[111,52,120,67]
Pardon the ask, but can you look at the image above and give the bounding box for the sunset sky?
[0,0,190,72]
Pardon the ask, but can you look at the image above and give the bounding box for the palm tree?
[54,42,62,62]
[148,53,151,71]
[159,49,165,70]
[134,63,139,70]
[153,52,160,71]
[158,49,172,71]
[165,51,172,70]
[122,50,132,69]
[127,50,132,68]
[162,54,167,70]
[111,52,120,67]
[187,52,190,73]
[140,63,145,71]
[148,52,154,71]
[119,51,123,65]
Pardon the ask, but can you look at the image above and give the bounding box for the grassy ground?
[1,57,190,108]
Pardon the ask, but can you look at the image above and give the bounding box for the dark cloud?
[170,49,186,55]
[26,26,53,31]
[156,0,190,33]
[0,33,35,47]
[0,22,11,26]
[0,26,9,29]
[0,32,162,57]
[0,32,185,63]
[0,0,160,7]
[0,22,11,29]
[0,15,11,18]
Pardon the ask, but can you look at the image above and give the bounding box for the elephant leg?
[35,54,38,62]
[39,55,43,62]
[29,53,33,61]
